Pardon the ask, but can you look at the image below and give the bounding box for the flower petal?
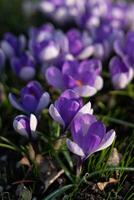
[1,41,14,58]
[45,67,64,90]
[30,114,37,132]
[75,101,93,119]
[112,73,129,89]
[77,46,94,60]
[13,116,28,137]
[94,76,103,91]
[8,93,25,112]
[49,104,65,127]
[96,130,116,152]
[74,85,96,97]
[66,139,85,157]
[22,94,37,113]
[36,92,50,113]
[19,67,35,81]
[40,45,59,61]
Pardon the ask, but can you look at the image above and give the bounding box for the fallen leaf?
[19,157,30,167]
[97,178,118,191]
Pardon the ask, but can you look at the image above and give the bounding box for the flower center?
[76,80,83,87]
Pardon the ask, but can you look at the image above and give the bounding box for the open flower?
[1,33,26,58]
[9,81,50,115]
[29,24,68,64]
[11,52,36,81]
[66,29,94,60]
[13,114,37,138]
[109,56,133,89]
[46,59,103,97]
[66,114,116,161]
[49,89,93,131]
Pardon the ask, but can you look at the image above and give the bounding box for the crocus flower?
[77,0,111,29]
[49,89,93,131]
[0,48,5,71]
[38,0,85,24]
[9,81,50,115]
[29,24,68,64]
[11,52,36,81]
[13,114,37,138]
[66,29,94,60]
[66,114,116,161]
[109,56,133,89]
[114,31,134,68]
[45,59,103,97]
[1,33,26,58]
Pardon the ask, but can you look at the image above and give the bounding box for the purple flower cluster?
[49,89,115,161]
[2,0,134,170]
[45,59,103,97]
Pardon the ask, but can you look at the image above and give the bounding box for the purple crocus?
[114,31,134,68]
[109,56,133,89]
[1,33,26,58]
[11,52,36,81]
[9,81,50,115]
[13,114,37,138]
[66,114,116,161]
[29,24,68,64]
[66,29,94,60]
[49,89,93,131]
[45,59,103,97]
[38,0,85,24]
[0,48,5,71]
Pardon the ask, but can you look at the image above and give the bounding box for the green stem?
[101,116,134,129]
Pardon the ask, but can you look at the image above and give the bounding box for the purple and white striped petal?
[66,139,85,157]
[36,92,50,113]
[74,85,96,97]
[9,93,25,112]
[49,104,65,127]
[13,115,29,137]
[96,130,116,152]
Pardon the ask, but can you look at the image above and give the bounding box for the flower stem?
[76,157,83,177]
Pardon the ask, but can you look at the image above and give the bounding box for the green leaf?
[43,184,73,200]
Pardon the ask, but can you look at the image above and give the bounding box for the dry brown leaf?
[19,157,30,167]
[107,148,122,166]
[97,178,118,191]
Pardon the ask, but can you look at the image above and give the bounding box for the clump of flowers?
[49,89,93,131]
